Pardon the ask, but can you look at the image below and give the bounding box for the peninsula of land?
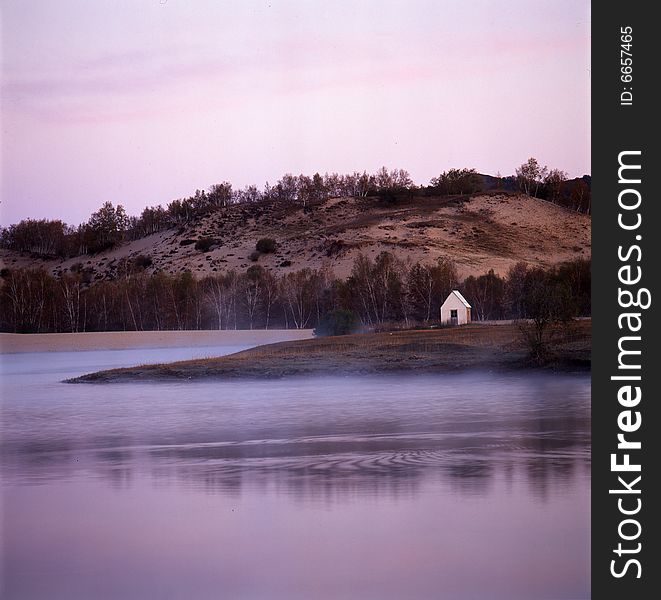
[67,321,591,383]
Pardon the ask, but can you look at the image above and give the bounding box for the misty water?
[1,336,590,600]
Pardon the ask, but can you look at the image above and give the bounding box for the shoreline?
[66,322,591,384]
[0,329,313,354]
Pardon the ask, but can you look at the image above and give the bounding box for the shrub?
[194,237,219,252]
[134,254,153,269]
[376,189,404,204]
[248,251,261,262]
[80,267,94,284]
[323,239,348,257]
[246,265,264,280]
[256,238,277,254]
[314,309,360,337]
[179,239,196,246]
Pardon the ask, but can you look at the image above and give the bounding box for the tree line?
[0,161,591,260]
[0,253,590,334]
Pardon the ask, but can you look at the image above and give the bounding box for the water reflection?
[1,348,590,600]
[2,431,590,506]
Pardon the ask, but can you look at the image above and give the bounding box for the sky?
[0,0,590,226]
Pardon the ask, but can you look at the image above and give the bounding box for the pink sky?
[1,0,590,225]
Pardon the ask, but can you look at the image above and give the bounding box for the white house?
[440,290,472,325]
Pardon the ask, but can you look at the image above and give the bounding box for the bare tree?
[241,267,263,330]
[280,269,315,328]
[60,273,83,332]
[406,258,458,322]
[260,269,279,329]
[205,271,239,330]
[2,269,52,332]
[348,252,407,325]
[462,270,505,321]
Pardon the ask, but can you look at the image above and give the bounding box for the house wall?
[440,294,470,325]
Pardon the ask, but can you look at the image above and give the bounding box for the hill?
[0,191,590,282]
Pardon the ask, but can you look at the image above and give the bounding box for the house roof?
[448,289,471,308]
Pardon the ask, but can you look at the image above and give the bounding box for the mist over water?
[1,341,590,600]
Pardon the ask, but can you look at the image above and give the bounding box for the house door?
[450,309,458,325]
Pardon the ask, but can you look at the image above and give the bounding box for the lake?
[0,333,590,600]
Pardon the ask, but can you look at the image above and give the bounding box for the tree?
[407,258,459,322]
[60,273,84,332]
[556,258,591,317]
[136,206,168,236]
[280,269,316,329]
[570,178,591,213]
[260,269,279,329]
[191,189,210,213]
[392,168,414,190]
[504,262,529,319]
[167,198,195,224]
[462,270,505,321]
[1,268,55,332]
[308,265,337,325]
[208,182,233,208]
[344,171,373,198]
[241,266,263,329]
[298,172,328,207]
[234,185,262,204]
[119,271,150,331]
[430,168,482,195]
[271,174,299,204]
[86,201,129,253]
[204,271,239,330]
[0,219,71,257]
[375,166,393,191]
[348,252,407,325]
[543,168,568,203]
[517,268,575,364]
[515,158,548,198]
[314,309,360,336]
[0,258,591,333]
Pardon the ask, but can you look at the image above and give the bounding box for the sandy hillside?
[0,192,590,281]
